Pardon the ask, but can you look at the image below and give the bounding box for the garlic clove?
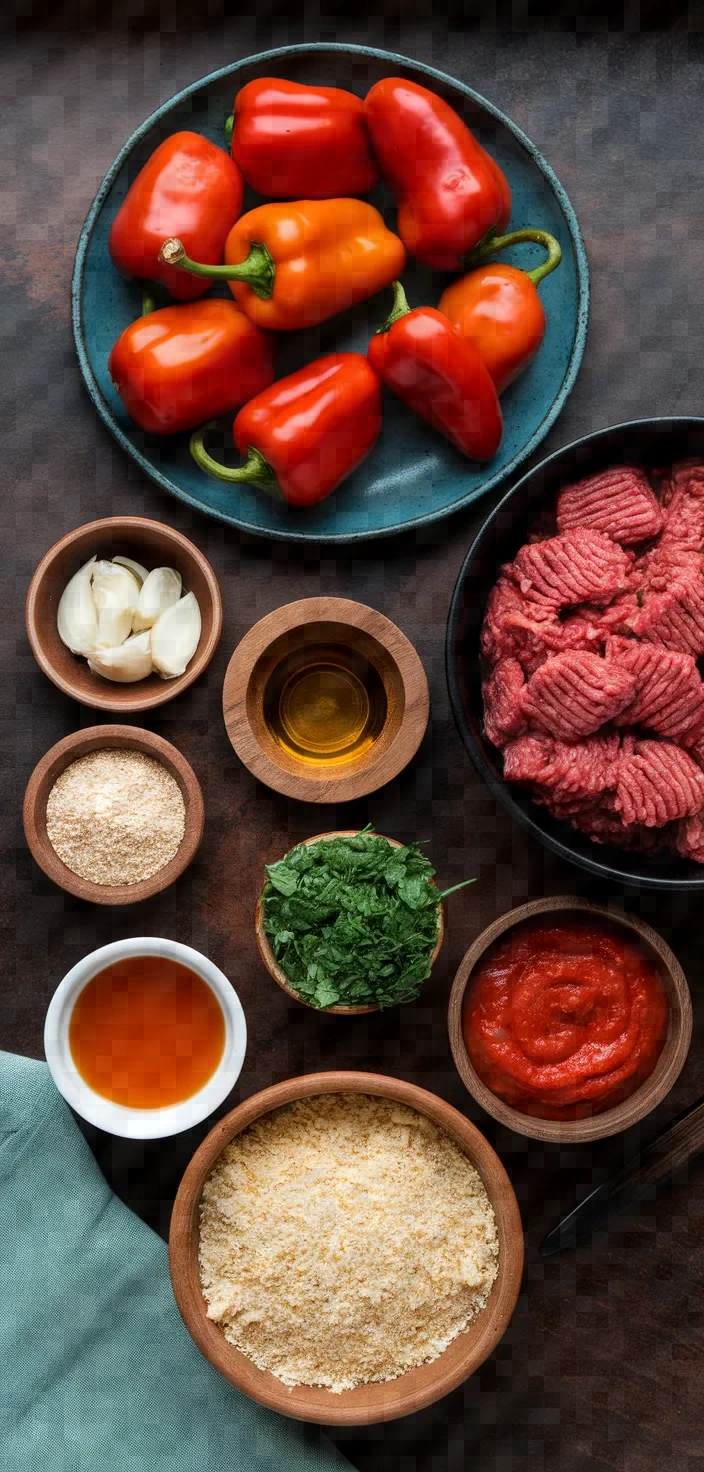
[57,556,99,656]
[132,566,183,633]
[91,560,141,649]
[113,555,149,587]
[150,592,201,678]
[87,630,153,683]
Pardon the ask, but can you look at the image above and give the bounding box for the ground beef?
[502,732,620,813]
[482,659,526,747]
[569,802,671,853]
[606,636,704,742]
[480,458,704,865]
[480,578,554,670]
[626,545,704,656]
[659,461,704,551]
[614,739,704,827]
[509,529,633,608]
[675,812,704,862]
[521,651,636,740]
[556,467,663,545]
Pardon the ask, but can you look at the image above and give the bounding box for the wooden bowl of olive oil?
[255,831,446,1016]
[222,598,429,803]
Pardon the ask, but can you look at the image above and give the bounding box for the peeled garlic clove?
[57,556,99,656]
[150,592,201,678]
[87,630,153,683]
[132,566,182,633]
[92,560,141,649]
[113,555,149,587]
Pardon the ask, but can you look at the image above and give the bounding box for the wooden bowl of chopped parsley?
[255,827,472,1013]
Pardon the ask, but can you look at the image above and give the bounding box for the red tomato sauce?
[462,919,669,1120]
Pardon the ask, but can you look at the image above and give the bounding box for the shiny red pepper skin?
[191,353,383,506]
[364,78,511,270]
[439,264,546,392]
[109,132,244,301]
[232,77,378,198]
[368,287,502,462]
[108,299,275,435]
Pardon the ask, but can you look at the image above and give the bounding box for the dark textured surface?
[3,7,704,1470]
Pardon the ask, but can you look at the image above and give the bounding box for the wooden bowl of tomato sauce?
[448,897,692,1143]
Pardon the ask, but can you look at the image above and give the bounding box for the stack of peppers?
[108,77,562,508]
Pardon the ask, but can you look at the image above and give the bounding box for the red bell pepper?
[109,132,243,301]
[367,281,503,462]
[438,228,563,392]
[231,77,378,198]
[189,353,382,507]
[364,78,511,270]
[108,299,275,435]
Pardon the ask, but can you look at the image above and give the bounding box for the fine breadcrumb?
[198,1093,499,1392]
[45,748,185,886]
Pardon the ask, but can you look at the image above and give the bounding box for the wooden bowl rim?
[168,1069,524,1425]
[25,514,222,713]
[255,830,445,1015]
[22,724,205,906]
[447,896,693,1143]
[222,596,429,803]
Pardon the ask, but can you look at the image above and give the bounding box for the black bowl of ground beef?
[446,417,704,891]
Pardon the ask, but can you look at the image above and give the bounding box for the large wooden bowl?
[26,515,222,713]
[448,897,692,1144]
[169,1071,524,1425]
[23,725,204,905]
[222,597,429,802]
[255,831,445,1015]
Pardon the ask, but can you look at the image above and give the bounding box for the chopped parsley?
[262,827,473,1010]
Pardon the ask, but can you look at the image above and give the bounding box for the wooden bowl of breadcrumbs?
[169,1071,523,1425]
[23,725,204,905]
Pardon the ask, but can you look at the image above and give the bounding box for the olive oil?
[264,643,387,765]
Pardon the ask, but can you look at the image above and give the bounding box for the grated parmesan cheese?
[198,1093,499,1392]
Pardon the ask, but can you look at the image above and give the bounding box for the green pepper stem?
[224,113,234,148]
[376,279,412,334]
[189,426,281,498]
[158,237,276,300]
[141,292,155,316]
[463,227,562,286]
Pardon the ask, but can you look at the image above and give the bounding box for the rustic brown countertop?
[2,6,704,1469]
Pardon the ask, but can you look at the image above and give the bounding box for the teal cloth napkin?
[0,1052,353,1472]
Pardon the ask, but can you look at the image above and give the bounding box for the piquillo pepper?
[108,132,244,301]
[364,78,511,270]
[367,281,502,462]
[230,77,378,199]
[108,299,275,435]
[158,198,406,331]
[438,228,563,391]
[189,353,382,506]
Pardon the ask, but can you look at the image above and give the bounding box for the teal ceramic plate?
[72,44,589,544]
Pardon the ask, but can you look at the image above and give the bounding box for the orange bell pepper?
[157,198,406,331]
[438,228,562,392]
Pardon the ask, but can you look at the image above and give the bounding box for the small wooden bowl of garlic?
[26,516,222,713]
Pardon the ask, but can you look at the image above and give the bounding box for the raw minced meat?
[509,528,632,607]
[482,658,526,747]
[556,466,663,545]
[520,651,636,741]
[607,636,704,743]
[479,459,704,864]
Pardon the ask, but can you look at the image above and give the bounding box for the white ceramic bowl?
[44,937,247,1139]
